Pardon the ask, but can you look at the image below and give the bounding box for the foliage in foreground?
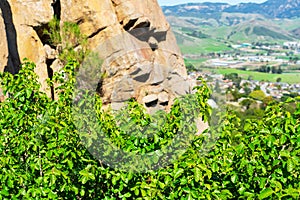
[0,60,299,199]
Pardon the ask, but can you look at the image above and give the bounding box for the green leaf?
[141,189,147,197]
[72,186,79,195]
[194,167,201,182]
[231,173,238,183]
[121,192,131,198]
[80,189,85,197]
[158,181,165,189]
[174,168,184,180]
[280,150,290,158]
[79,169,95,180]
[259,188,274,199]
[1,189,9,197]
[279,135,287,145]
[287,159,294,172]
[206,169,212,179]
[212,162,218,172]
[26,88,32,98]
[67,160,73,169]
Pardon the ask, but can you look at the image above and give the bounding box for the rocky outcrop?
[0,0,53,96]
[0,0,191,111]
[0,9,8,73]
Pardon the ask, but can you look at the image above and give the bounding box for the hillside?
[163,1,300,52]
[167,14,299,48]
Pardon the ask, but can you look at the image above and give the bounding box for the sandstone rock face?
[0,0,53,95]
[8,0,53,27]
[0,9,8,73]
[61,0,190,111]
[0,0,191,112]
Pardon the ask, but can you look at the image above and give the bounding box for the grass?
[179,38,232,54]
[273,18,300,31]
[184,58,209,66]
[201,26,232,39]
[202,68,300,84]
[174,27,233,54]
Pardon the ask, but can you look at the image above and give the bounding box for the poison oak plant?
[0,59,299,199]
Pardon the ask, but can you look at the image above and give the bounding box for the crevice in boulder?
[133,73,150,83]
[77,18,84,25]
[46,59,55,100]
[128,28,167,49]
[123,18,138,31]
[151,79,164,85]
[159,101,168,106]
[111,0,118,7]
[130,68,141,76]
[150,44,158,51]
[0,0,21,74]
[52,0,61,20]
[145,99,158,108]
[33,24,52,46]
[134,21,151,29]
[88,26,108,39]
[96,78,104,97]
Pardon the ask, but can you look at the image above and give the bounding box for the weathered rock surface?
[0,9,8,73]
[0,0,191,112]
[0,0,53,95]
[68,0,189,111]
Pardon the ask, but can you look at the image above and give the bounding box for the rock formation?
[0,9,8,73]
[0,0,191,111]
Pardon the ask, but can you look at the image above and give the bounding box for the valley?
[163,3,300,85]
[163,1,300,111]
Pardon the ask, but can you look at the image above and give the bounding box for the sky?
[157,0,267,6]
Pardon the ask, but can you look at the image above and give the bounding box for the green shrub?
[43,16,61,47]
[59,21,89,64]
[43,18,89,64]
[0,59,299,199]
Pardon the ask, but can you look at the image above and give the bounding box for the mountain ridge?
[162,0,300,19]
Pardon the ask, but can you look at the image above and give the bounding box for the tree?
[276,77,282,82]
[224,73,242,88]
[263,96,274,107]
[249,90,266,101]
[240,98,254,109]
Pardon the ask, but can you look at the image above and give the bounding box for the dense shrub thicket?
[0,60,299,199]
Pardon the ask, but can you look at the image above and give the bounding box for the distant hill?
[162,2,229,19]
[162,0,300,19]
[162,0,300,45]
[225,0,300,18]
[291,28,300,38]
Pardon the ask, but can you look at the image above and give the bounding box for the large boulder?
[0,0,191,112]
[61,0,190,111]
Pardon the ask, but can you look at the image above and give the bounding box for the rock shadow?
[0,0,21,74]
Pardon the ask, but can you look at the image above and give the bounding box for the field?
[178,38,232,54]
[172,26,233,54]
[184,57,208,64]
[202,67,300,84]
